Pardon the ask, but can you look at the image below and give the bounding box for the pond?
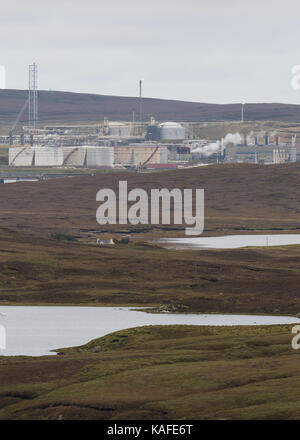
[2,178,39,184]
[0,306,298,357]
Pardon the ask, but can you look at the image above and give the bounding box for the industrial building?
[9,146,114,168]
[224,135,298,164]
[225,144,274,163]
[167,145,191,161]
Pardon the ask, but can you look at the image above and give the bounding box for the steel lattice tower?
[29,63,38,129]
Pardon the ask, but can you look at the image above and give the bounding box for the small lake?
[160,234,300,249]
[1,178,39,184]
[0,306,298,357]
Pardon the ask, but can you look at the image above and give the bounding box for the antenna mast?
[29,62,38,129]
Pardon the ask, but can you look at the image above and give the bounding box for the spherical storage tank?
[159,122,185,140]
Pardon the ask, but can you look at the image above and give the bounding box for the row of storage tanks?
[8,121,186,167]
[105,122,186,140]
[9,146,114,167]
[9,145,172,167]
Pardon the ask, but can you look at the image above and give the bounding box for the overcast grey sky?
[1,0,300,104]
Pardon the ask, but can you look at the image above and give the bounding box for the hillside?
[1,325,300,420]
[2,89,300,125]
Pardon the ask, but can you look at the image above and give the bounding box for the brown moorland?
[0,163,299,238]
[0,163,299,312]
[0,226,299,314]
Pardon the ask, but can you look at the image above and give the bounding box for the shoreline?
[0,302,299,318]
[1,306,299,358]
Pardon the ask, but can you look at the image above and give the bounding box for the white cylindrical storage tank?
[9,147,34,166]
[63,147,86,166]
[86,146,114,167]
[160,146,168,163]
[108,122,131,137]
[34,147,63,166]
[159,122,185,140]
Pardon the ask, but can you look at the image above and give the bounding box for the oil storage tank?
[62,147,86,166]
[34,147,63,166]
[108,122,131,137]
[114,144,168,166]
[86,146,114,167]
[10,146,65,167]
[62,146,114,167]
[9,146,114,168]
[9,147,34,166]
[159,122,186,140]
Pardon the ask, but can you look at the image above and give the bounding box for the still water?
[161,234,300,249]
[3,178,39,184]
[0,306,298,357]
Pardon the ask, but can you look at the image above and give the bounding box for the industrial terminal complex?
[3,63,300,170]
[6,121,300,169]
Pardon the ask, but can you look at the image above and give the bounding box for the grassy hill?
[2,89,300,125]
[1,324,300,420]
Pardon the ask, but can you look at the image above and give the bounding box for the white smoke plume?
[223,132,242,146]
[191,141,220,157]
[191,132,244,157]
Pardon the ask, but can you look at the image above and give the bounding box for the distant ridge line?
[1,89,300,124]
